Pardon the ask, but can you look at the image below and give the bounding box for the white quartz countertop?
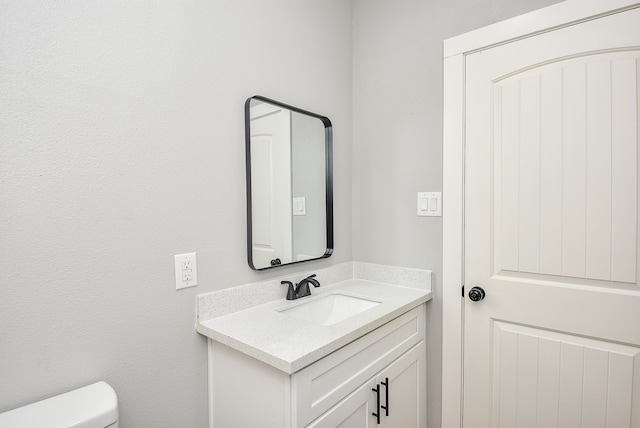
[196,279,432,374]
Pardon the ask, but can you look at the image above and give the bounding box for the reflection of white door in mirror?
[250,103,292,267]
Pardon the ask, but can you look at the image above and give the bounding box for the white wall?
[351,0,561,427]
[0,1,351,426]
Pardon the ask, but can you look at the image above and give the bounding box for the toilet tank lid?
[0,381,118,428]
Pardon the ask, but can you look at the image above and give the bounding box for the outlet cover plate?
[175,252,197,290]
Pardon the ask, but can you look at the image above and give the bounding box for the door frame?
[441,0,640,426]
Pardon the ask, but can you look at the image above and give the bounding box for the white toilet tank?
[0,381,118,428]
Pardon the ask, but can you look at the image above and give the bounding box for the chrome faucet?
[281,274,321,300]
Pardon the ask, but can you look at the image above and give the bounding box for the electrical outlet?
[175,252,197,290]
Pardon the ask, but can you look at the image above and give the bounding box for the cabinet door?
[379,343,426,427]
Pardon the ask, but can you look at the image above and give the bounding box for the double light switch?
[417,192,442,217]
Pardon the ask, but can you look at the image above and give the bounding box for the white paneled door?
[464,5,640,427]
[249,103,293,268]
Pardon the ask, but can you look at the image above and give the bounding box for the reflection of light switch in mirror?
[417,192,442,217]
[293,197,306,216]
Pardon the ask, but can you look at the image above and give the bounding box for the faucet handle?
[305,274,320,288]
[281,281,296,300]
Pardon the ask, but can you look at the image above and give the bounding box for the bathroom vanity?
[196,266,432,428]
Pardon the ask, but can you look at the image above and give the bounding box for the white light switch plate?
[293,197,306,216]
[417,192,442,217]
[175,252,197,290]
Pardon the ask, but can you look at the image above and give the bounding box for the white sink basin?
[279,293,380,326]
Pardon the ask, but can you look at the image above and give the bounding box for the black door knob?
[468,286,486,302]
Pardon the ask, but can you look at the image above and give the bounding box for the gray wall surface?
[0,1,351,427]
[351,0,561,427]
[292,112,327,260]
[1,0,561,426]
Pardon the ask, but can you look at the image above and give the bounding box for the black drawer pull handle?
[372,384,381,424]
[381,377,389,416]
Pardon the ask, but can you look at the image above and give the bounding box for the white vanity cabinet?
[207,304,426,428]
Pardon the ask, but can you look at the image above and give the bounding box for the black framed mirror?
[245,96,333,270]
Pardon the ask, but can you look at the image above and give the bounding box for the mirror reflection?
[245,96,333,270]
